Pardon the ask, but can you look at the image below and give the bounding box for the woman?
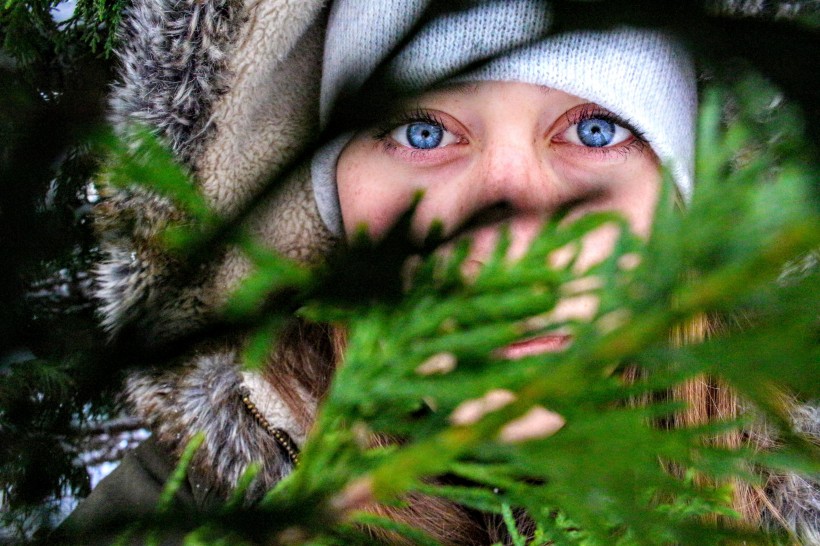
[63,0,815,543]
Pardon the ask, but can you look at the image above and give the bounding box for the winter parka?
[62,0,333,536]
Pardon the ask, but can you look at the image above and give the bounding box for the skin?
[336,81,663,353]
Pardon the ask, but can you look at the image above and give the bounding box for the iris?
[577,118,616,147]
[406,122,444,149]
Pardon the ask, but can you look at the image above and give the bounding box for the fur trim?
[126,351,302,501]
[91,168,331,338]
[760,403,820,545]
[109,0,243,164]
[92,184,213,338]
[95,0,332,337]
[95,0,244,337]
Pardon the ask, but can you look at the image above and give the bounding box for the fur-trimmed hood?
[125,349,313,501]
[97,0,332,339]
[97,0,332,501]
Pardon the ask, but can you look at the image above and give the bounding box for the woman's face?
[337,81,661,273]
[337,81,663,355]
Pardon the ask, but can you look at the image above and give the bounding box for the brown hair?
[262,319,489,544]
[669,314,763,528]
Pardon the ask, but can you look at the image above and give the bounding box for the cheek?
[614,157,662,237]
[573,224,620,273]
[558,153,661,231]
[561,155,661,271]
[336,141,420,239]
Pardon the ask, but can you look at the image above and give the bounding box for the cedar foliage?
[1,1,819,544]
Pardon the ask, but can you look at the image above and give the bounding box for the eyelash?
[561,104,648,156]
[372,105,649,156]
[563,104,643,139]
[374,109,448,139]
[372,108,463,161]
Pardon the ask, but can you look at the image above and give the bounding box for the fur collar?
[125,350,313,501]
[110,0,243,164]
[761,403,820,544]
[101,0,330,504]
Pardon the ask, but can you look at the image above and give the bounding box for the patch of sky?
[51,0,77,23]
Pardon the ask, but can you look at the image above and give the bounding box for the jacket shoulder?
[57,436,215,540]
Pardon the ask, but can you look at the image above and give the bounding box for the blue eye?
[389,117,459,150]
[561,111,634,149]
[406,122,444,149]
[577,118,616,147]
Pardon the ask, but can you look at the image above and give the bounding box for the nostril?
[457,201,516,235]
[554,187,607,220]
[430,202,516,249]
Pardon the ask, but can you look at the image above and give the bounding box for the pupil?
[407,122,444,149]
[577,118,615,147]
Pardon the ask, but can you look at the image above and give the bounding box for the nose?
[407,137,565,273]
[475,142,560,212]
[415,137,564,257]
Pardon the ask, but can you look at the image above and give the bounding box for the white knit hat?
[312,0,697,235]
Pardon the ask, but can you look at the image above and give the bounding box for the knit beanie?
[312,0,697,235]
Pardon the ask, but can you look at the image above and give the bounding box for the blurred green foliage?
[78,82,818,545]
[260,88,817,545]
